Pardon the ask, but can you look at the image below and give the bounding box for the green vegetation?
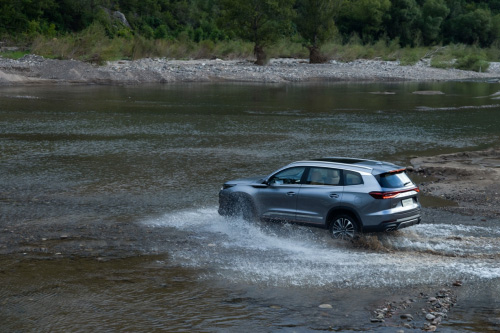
[2,0,500,71]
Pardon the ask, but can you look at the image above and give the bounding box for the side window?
[307,167,341,186]
[269,167,305,185]
[344,171,363,185]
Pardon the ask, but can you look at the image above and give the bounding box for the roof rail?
[292,158,375,171]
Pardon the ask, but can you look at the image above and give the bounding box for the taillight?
[369,187,419,199]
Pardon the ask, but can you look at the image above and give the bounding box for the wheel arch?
[231,191,259,219]
[326,207,363,231]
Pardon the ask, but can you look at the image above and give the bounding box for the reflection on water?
[1,83,500,331]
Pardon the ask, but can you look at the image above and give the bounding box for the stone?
[426,313,436,321]
[425,325,437,331]
[400,313,414,321]
[370,318,384,323]
[412,90,445,95]
[319,304,333,309]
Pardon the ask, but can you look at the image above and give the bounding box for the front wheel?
[235,195,257,221]
[329,214,359,240]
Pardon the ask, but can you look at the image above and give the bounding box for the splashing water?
[144,208,500,288]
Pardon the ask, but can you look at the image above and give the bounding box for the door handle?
[286,192,296,196]
[329,193,339,198]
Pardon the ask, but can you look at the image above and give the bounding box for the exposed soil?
[409,147,500,218]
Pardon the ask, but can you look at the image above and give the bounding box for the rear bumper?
[363,214,421,232]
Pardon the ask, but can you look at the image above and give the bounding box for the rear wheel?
[329,214,359,240]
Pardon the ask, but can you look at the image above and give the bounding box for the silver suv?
[218,158,421,239]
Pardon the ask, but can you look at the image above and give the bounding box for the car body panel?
[295,185,343,224]
[218,157,422,234]
[255,183,300,221]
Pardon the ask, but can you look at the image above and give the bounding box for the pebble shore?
[2,55,500,84]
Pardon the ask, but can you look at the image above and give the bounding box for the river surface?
[1,82,499,331]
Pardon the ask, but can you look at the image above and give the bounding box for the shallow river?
[1,82,499,331]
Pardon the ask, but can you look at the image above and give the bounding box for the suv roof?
[292,157,404,175]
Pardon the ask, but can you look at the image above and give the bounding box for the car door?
[254,166,306,221]
[295,167,343,225]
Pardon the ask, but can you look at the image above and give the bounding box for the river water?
[1,82,499,331]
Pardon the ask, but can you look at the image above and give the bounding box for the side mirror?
[252,179,269,188]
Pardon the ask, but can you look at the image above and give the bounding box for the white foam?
[143,208,500,287]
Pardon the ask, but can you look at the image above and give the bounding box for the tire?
[329,214,359,240]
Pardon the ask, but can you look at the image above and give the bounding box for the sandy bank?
[2,55,500,85]
[410,147,500,218]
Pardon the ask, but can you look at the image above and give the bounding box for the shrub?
[455,54,490,72]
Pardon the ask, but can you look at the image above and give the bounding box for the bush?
[399,49,422,65]
[455,54,490,72]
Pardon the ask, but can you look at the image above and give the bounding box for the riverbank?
[410,147,500,218]
[2,55,500,84]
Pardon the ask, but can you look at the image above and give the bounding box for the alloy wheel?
[330,217,356,240]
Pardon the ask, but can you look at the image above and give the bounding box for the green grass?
[0,50,30,59]
[20,26,500,72]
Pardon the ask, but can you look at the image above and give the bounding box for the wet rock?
[319,304,333,309]
[400,313,414,321]
[426,313,436,321]
[432,316,442,325]
[370,318,384,323]
[424,324,437,331]
[452,280,463,286]
[412,90,445,95]
[369,91,396,95]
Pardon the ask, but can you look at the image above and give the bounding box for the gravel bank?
[2,55,500,85]
[410,147,500,218]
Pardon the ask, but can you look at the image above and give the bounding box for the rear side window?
[307,167,341,186]
[344,171,363,185]
[377,171,412,188]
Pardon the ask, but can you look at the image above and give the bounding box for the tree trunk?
[254,44,268,66]
[308,45,327,64]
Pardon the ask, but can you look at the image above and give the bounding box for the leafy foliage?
[295,0,340,63]
[3,0,500,65]
[219,0,294,64]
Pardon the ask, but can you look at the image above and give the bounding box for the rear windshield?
[377,171,413,188]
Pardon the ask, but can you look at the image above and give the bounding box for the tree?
[337,0,391,43]
[295,0,343,63]
[385,0,421,46]
[448,8,493,46]
[0,0,57,34]
[219,0,295,65]
[420,0,449,45]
